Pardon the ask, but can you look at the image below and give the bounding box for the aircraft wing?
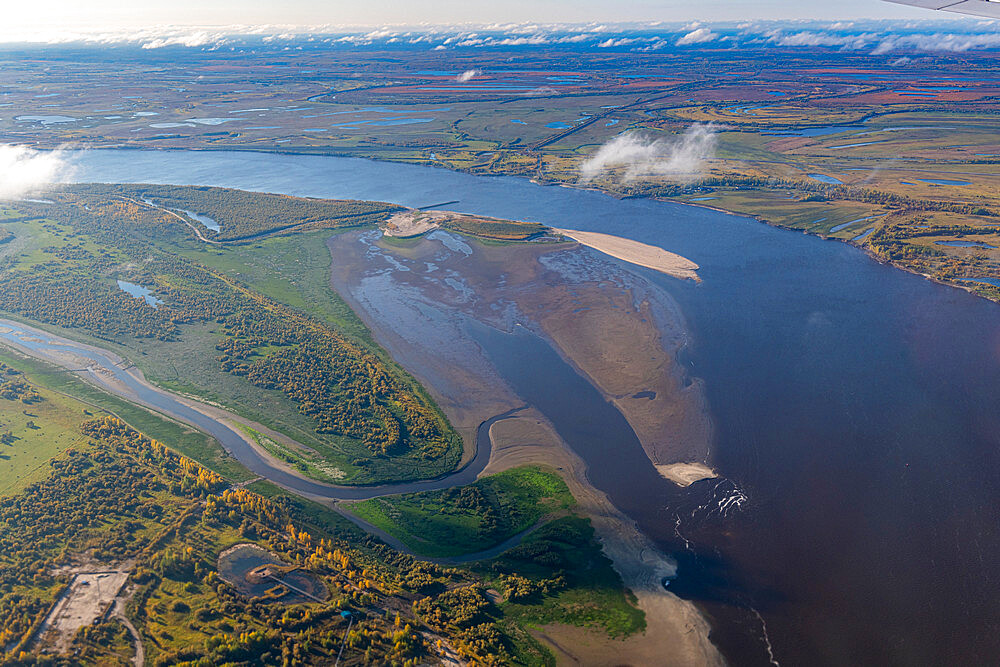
[884,0,1000,18]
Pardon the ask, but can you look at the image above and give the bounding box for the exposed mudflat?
[327,229,720,664]
[328,230,712,469]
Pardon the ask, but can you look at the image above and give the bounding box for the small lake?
[829,215,881,233]
[828,140,888,149]
[176,209,220,232]
[808,173,843,185]
[765,125,865,137]
[936,240,997,248]
[14,115,76,124]
[116,280,163,308]
[915,178,971,186]
[545,122,572,129]
[966,277,1000,287]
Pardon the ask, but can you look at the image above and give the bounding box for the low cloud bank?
[676,28,717,46]
[0,145,72,200]
[579,124,719,184]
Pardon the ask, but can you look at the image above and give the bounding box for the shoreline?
[54,144,1000,307]
[482,412,724,666]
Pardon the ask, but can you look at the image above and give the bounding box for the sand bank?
[382,209,442,237]
[484,413,723,666]
[656,462,718,487]
[552,228,700,281]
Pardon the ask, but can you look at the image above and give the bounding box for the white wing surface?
[884,0,1000,18]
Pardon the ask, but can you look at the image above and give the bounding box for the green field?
[348,466,575,558]
[0,345,252,482]
[0,358,98,496]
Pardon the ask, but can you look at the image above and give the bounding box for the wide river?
[61,150,1000,666]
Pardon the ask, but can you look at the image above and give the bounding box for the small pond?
[116,280,163,308]
[217,544,327,604]
[936,240,997,249]
[808,173,843,185]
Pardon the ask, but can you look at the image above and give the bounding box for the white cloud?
[141,31,225,49]
[455,69,481,82]
[579,124,720,184]
[521,86,559,96]
[676,28,716,46]
[767,30,875,49]
[872,32,1000,54]
[0,145,72,200]
[597,37,639,47]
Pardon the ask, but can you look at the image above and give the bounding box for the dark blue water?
[61,150,1000,666]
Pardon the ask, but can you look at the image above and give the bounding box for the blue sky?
[3,0,960,33]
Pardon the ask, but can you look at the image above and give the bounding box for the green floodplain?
[0,184,645,666]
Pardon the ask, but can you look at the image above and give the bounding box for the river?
[0,318,513,501]
[56,149,1000,665]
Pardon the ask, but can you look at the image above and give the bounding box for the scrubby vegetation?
[100,183,400,242]
[0,416,640,665]
[0,188,461,483]
[440,215,547,241]
[350,466,575,557]
[0,363,39,404]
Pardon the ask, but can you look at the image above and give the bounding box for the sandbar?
[552,227,700,282]
[655,462,718,487]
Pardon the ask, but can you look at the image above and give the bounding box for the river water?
[61,150,1000,665]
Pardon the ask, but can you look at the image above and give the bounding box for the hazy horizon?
[2,0,979,40]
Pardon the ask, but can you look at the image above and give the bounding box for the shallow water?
[937,240,996,248]
[59,149,1000,666]
[808,173,843,184]
[916,177,971,186]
